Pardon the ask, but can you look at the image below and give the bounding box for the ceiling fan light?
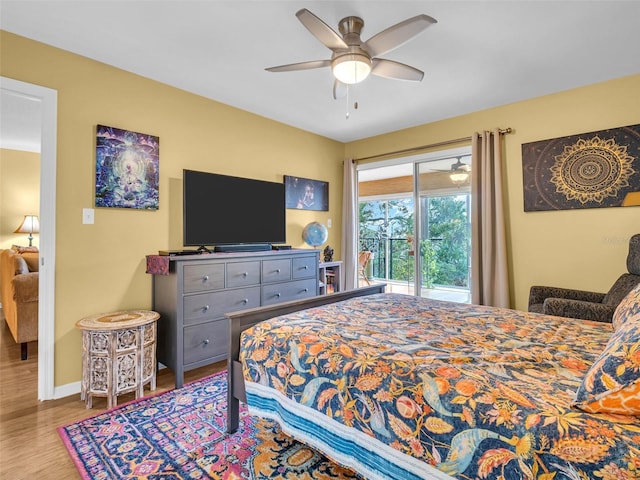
[332,53,371,84]
[450,171,469,184]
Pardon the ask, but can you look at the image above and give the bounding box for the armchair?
[528,234,640,322]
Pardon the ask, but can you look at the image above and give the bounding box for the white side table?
[319,261,343,295]
[76,310,159,409]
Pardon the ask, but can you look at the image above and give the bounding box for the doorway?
[0,77,57,400]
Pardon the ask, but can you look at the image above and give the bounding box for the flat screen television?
[183,169,286,251]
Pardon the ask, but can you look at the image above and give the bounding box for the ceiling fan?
[432,157,471,184]
[266,9,437,99]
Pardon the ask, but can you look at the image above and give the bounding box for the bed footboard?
[226,284,386,433]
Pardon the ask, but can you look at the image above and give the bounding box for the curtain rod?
[352,127,512,163]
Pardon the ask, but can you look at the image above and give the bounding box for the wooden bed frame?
[226,284,386,433]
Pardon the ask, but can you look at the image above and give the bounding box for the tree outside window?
[359,194,470,289]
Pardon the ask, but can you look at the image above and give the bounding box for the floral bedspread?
[239,293,640,480]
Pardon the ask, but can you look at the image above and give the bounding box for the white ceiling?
[1,0,639,148]
[0,89,42,152]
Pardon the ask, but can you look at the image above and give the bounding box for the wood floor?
[0,313,226,479]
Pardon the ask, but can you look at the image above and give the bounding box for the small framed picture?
[284,175,329,211]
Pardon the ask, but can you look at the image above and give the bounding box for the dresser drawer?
[183,287,260,325]
[262,277,317,305]
[183,319,228,365]
[183,263,225,293]
[227,261,260,288]
[292,255,316,279]
[262,259,291,283]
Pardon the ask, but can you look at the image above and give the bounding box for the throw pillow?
[573,311,640,415]
[13,254,29,275]
[612,282,640,331]
[21,252,39,272]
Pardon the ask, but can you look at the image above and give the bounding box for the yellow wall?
[347,74,640,311]
[1,31,344,386]
[0,148,40,249]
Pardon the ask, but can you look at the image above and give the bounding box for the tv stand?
[213,243,272,253]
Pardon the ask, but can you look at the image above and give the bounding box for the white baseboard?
[54,381,81,400]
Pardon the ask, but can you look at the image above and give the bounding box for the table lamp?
[14,214,40,246]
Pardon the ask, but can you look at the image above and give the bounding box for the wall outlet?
[327,218,332,228]
[82,208,94,225]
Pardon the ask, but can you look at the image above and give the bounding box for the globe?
[302,222,328,247]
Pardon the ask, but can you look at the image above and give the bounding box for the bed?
[227,284,640,480]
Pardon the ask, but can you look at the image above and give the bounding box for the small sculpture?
[323,245,334,262]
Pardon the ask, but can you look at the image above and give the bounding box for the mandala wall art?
[95,125,160,209]
[522,124,640,211]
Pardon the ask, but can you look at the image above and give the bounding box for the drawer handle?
[242,272,248,277]
[303,288,309,292]
[303,265,308,270]
[203,339,210,346]
[202,275,209,282]
[241,298,249,304]
[203,305,210,312]
[275,293,281,298]
[275,268,281,273]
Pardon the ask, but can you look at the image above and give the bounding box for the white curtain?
[341,158,358,290]
[471,130,510,307]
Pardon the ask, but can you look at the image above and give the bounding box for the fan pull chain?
[346,85,350,119]
[345,88,360,120]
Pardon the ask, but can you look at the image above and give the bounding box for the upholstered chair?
[528,234,640,322]
[358,251,373,286]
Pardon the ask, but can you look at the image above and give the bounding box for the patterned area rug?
[58,371,359,479]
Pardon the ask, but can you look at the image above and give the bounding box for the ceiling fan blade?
[266,60,331,72]
[333,80,347,100]
[371,58,424,82]
[363,14,437,57]
[296,9,348,51]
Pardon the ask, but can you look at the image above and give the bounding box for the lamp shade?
[15,215,40,234]
[450,171,469,185]
[331,53,372,85]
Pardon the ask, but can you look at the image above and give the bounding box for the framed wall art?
[522,124,640,211]
[95,124,160,210]
[284,175,329,211]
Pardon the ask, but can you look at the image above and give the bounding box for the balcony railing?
[359,236,470,289]
[360,236,413,283]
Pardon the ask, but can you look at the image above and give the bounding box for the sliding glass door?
[357,150,471,302]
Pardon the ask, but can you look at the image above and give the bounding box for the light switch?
[327,218,332,228]
[83,208,95,225]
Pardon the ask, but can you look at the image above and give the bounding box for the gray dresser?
[152,249,319,387]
